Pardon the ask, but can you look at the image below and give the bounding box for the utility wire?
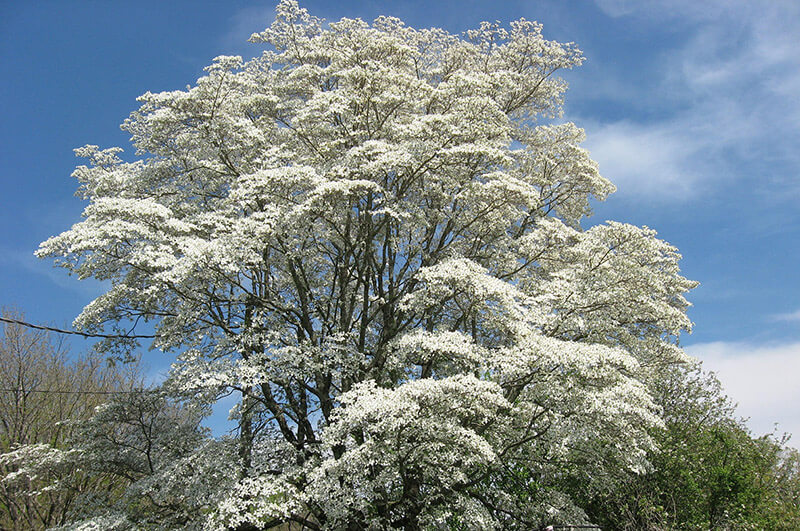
[0,388,157,395]
[0,387,223,396]
[0,316,156,339]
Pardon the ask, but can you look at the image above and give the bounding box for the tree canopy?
[33,1,712,528]
[0,310,142,530]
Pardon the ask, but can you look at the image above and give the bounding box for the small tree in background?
[0,310,216,530]
[0,309,140,530]
[572,364,800,530]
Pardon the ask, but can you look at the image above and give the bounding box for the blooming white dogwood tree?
[38,1,697,528]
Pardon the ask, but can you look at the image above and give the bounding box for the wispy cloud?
[219,4,278,56]
[772,310,800,323]
[0,246,108,300]
[581,119,713,198]
[581,1,800,201]
[685,340,800,442]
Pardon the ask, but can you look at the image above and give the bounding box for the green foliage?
[568,365,800,530]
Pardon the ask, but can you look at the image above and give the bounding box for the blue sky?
[2,1,798,439]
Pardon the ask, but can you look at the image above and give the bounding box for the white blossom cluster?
[32,1,698,528]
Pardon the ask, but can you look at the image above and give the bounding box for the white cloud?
[582,119,709,198]
[0,246,108,300]
[219,5,277,55]
[582,1,800,201]
[685,341,800,443]
[772,310,800,322]
[592,0,638,18]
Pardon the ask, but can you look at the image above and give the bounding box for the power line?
[0,316,156,340]
[0,387,222,396]
[0,388,157,395]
